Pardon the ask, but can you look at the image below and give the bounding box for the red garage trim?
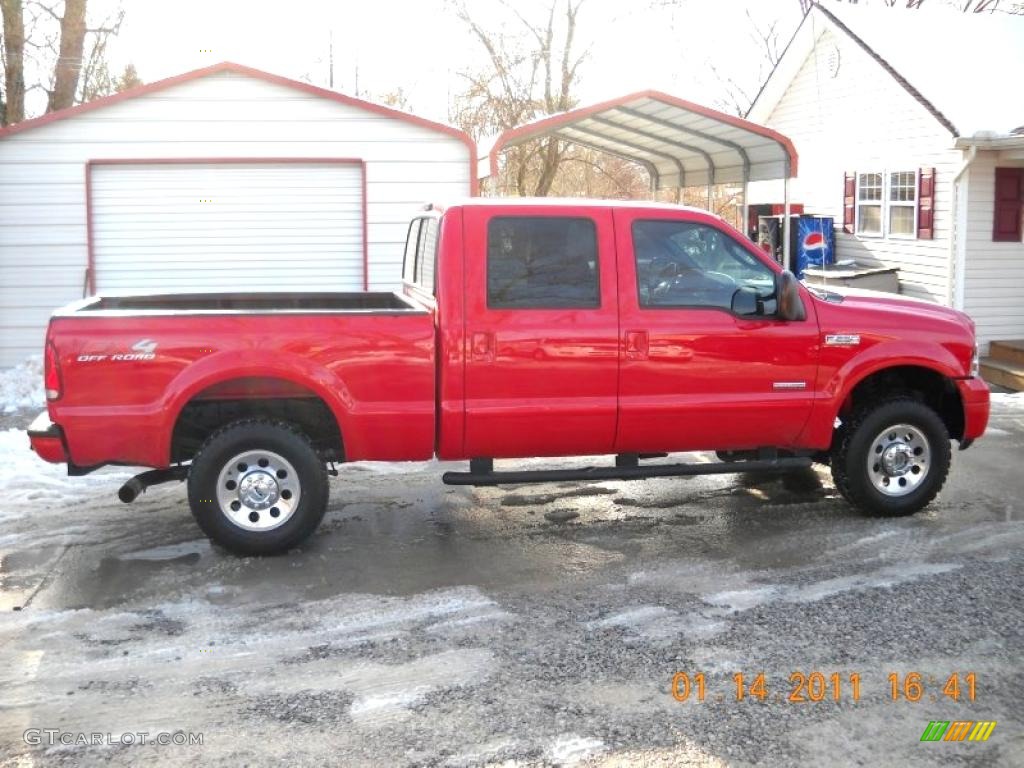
[2,61,478,196]
[85,157,369,294]
[487,89,799,180]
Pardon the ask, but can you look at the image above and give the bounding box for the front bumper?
[27,411,69,464]
[956,377,990,444]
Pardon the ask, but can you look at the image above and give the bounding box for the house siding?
[747,26,961,305]
[0,70,472,367]
[962,151,1024,353]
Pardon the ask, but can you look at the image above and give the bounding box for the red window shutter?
[993,167,1024,242]
[917,167,935,239]
[843,172,856,234]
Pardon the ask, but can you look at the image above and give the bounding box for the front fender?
[799,340,965,449]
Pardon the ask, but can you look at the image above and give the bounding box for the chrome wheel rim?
[867,423,930,497]
[216,450,300,531]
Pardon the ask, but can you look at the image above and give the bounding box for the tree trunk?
[534,137,562,196]
[48,0,87,113]
[1,0,25,125]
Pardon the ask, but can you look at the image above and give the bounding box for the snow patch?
[990,392,1024,410]
[0,355,44,411]
[546,734,606,766]
[705,562,960,612]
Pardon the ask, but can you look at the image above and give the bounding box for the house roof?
[749,3,1024,139]
[0,61,478,191]
[481,90,799,190]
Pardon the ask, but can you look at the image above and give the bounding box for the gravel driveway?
[1,398,1022,767]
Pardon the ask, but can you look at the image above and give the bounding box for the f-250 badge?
[77,339,158,363]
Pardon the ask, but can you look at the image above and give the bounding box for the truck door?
[462,206,619,458]
[613,208,819,453]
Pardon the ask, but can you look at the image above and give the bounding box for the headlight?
[970,342,980,377]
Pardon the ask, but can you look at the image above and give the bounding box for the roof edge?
[745,8,814,121]
[751,3,959,138]
[486,89,799,181]
[0,60,478,194]
[815,4,959,137]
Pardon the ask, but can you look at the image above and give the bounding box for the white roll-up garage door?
[89,160,365,293]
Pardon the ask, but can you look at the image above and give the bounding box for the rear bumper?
[27,412,69,464]
[956,377,990,443]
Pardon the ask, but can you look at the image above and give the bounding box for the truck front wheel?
[187,419,329,555]
[831,397,951,517]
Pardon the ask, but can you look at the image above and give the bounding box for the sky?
[87,0,806,124]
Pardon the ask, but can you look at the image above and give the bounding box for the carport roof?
[482,90,799,191]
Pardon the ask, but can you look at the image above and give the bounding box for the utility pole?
[328,30,334,89]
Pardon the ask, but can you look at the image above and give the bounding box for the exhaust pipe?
[118,467,188,503]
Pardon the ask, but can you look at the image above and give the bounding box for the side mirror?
[776,270,807,321]
[730,286,760,316]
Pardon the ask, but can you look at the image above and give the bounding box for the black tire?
[831,397,950,517]
[187,419,329,555]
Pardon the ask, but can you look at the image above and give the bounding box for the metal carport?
[481,90,800,266]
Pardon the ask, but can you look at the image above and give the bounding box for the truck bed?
[61,291,422,315]
[44,290,437,469]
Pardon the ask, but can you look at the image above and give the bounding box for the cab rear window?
[402,216,439,295]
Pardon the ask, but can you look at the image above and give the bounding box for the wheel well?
[840,366,964,440]
[171,378,344,463]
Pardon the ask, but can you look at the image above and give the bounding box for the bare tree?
[47,0,84,111]
[451,0,588,196]
[706,9,788,116]
[1,0,25,124]
[1,0,127,125]
[77,8,128,102]
[801,0,1021,12]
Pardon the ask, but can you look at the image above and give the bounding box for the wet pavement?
[0,400,1022,767]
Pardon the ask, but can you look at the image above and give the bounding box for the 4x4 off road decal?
[77,339,158,363]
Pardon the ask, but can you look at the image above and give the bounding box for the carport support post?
[740,179,749,240]
[707,182,713,212]
[783,170,791,271]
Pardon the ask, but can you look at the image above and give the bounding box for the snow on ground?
[0,355,44,412]
[991,391,1024,410]
[0,428,132,515]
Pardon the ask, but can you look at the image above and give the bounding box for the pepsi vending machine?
[795,216,835,279]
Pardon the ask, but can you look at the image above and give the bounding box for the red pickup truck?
[28,199,990,554]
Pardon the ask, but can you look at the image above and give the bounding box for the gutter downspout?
[950,143,978,311]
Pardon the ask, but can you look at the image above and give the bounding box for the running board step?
[442,457,812,487]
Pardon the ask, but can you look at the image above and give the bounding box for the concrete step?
[989,339,1024,367]
[980,357,1024,392]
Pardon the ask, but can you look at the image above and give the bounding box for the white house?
[746,3,1024,366]
[0,62,476,367]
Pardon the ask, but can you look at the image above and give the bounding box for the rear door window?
[486,217,599,309]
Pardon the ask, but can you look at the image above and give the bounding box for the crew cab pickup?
[28,200,990,554]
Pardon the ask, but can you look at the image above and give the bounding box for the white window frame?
[854,169,919,240]
[887,170,918,240]
[855,172,884,237]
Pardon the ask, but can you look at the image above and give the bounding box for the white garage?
[0,61,476,366]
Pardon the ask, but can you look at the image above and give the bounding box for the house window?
[888,171,917,237]
[856,173,882,235]
[855,170,917,238]
[993,167,1024,242]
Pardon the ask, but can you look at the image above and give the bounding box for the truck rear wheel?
[830,397,950,517]
[187,419,329,555]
